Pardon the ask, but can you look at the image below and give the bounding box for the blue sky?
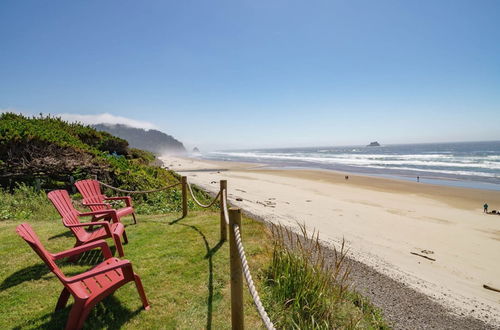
[1,0,499,150]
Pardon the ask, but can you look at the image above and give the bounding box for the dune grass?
[264,224,389,329]
[0,211,270,329]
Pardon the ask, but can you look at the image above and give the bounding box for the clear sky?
[1,0,499,150]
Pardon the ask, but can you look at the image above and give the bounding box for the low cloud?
[58,113,157,129]
[58,113,157,130]
[0,108,157,130]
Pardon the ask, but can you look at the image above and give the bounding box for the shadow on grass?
[172,221,225,330]
[168,216,186,225]
[12,295,142,330]
[0,248,115,291]
[48,230,74,240]
[0,263,51,291]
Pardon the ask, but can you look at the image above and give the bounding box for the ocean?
[202,141,500,191]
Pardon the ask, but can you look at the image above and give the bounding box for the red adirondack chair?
[47,190,128,257]
[75,179,137,224]
[16,223,150,330]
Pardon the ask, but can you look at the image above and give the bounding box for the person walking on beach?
[417,176,420,182]
[484,203,488,213]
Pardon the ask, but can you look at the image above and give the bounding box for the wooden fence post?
[229,208,244,330]
[181,176,188,218]
[220,180,228,241]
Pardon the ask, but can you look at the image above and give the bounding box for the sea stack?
[367,141,381,147]
[192,147,200,153]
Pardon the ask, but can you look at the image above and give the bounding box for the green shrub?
[0,184,57,221]
[0,112,175,191]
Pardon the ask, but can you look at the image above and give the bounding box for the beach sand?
[161,155,500,326]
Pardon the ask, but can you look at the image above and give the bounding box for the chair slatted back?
[47,190,85,240]
[16,223,61,276]
[75,179,107,212]
[16,223,88,297]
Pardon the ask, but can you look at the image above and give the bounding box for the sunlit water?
[203,141,500,191]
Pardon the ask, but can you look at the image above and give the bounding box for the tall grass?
[0,182,217,221]
[0,184,57,221]
[264,223,388,329]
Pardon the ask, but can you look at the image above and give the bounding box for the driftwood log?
[410,252,436,261]
[483,285,500,293]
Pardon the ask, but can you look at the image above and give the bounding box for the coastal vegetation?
[0,113,205,215]
[265,224,388,329]
[0,114,388,328]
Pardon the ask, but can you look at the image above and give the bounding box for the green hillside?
[0,113,195,215]
[0,113,177,190]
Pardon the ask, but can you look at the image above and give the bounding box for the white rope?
[222,189,229,225]
[99,181,181,194]
[233,224,276,330]
[186,181,220,208]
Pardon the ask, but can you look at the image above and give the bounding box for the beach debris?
[411,252,436,261]
[236,189,246,193]
[257,200,276,208]
[421,249,434,255]
[306,200,312,202]
[236,198,243,201]
[210,181,216,184]
[483,284,500,293]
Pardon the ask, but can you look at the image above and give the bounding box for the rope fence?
[97,175,275,329]
[186,180,221,208]
[98,181,181,194]
[233,221,276,330]
[222,189,230,225]
[220,187,276,330]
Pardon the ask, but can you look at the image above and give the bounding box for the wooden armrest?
[83,202,111,208]
[104,196,132,207]
[66,222,112,236]
[65,260,131,283]
[79,209,115,217]
[52,240,112,260]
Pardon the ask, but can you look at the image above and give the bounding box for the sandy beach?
[161,155,500,326]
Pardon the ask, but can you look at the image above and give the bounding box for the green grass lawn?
[0,211,271,329]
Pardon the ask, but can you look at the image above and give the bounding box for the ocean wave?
[210,151,500,170]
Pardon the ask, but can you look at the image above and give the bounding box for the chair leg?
[132,212,137,224]
[134,273,150,310]
[122,230,129,244]
[75,306,93,330]
[65,299,85,330]
[55,288,70,311]
[114,234,125,257]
